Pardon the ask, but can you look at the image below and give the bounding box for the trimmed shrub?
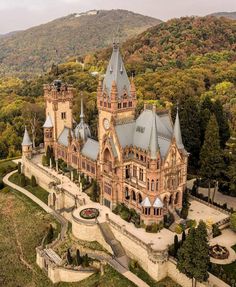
[212,224,221,238]
[175,224,183,234]
[20,174,26,187]
[17,162,21,174]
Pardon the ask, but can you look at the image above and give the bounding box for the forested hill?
[210,11,236,20]
[96,16,236,73]
[0,9,161,76]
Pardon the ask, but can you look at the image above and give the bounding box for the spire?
[22,126,32,146]
[103,40,130,99]
[43,114,53,128]
[149,111,159,159]
[80,96,84,124]
[173,107,184,149]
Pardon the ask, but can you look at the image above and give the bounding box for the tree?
[31,175,37,187]
[213,100,230,148]
[230,213,236,232]
[45,224,54,244]
[177,221,210,287]
[174,235,179,257]
[82,254,89,267]
[76,249,83,266]
[20,174,26,187]
[177,97,201,168]
[22,103,44,148]
[181,189,190,219]
[182,230,186,243]
[177,228,196,287]
[67,249,73,265]
[91,180,100,202]
[193,221,210,283]
[0,179,4,189]
[17,162,21,174]
[200,115,225,200]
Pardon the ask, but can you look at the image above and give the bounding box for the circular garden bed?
[209,244,229,260]
[80,208,99,220]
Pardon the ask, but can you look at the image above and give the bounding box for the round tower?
[22,126,33,159]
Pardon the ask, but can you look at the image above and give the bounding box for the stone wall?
[71,212,113,254]
[168,258,230,287]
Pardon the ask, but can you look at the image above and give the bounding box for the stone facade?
[40,42,188,225]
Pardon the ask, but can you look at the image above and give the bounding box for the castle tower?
[43,80,76,141]
[97,40,137,141]
[22,126,33,159]
[43,113,54,151]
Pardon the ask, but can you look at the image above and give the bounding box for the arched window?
[125,187,129,199]
[147,179,150,190]
[132,190,136,201]
[156,180,159,191]
[138,193,142,204]
[140,155,143,161]
[151,180,155,191]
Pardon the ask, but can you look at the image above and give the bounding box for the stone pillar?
[56,159,59,172]
[71,170,74,182]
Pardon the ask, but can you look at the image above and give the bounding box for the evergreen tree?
[182,230,186,243]
[174,234,179,257]
[31,175,37,187]
[45,224,54,244]
[199,108,211,145]
[178,97,201,168]
[181,189,190,219]
[67,249,73,265]
[82,254,89,267]
[213,100,230,148]
[200,115,224,181]
[177,222,210,287]
[17,162,21,174]
[76,249,83,266]
[20,174,26,187]
[177,228,196,286]
[193,221,210,283]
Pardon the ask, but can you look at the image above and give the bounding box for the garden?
[80,208,99,219]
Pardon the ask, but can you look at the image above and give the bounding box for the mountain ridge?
[0,9,161,76]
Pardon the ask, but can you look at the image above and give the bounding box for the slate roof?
[115,109,175,157]
[43,114,53,128]
[103,42,131,98]
[153,197,164,208]
[173,109,184,149]
[22,127,32,146]
[141,197,152,207]
[74,98,91,142]
[58,127,69,146]
[81,138,99,161]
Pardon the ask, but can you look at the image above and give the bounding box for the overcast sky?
[0,0,235,34]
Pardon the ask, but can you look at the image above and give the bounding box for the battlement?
[44,80,75,101]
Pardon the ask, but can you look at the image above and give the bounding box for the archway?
[103,148,112,173]
[138,193,142,204]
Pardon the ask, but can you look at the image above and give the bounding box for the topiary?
[175,224,183,234]
[31,175,37,187]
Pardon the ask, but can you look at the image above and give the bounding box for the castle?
[23,41,188,225]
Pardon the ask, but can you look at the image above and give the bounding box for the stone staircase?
[98,222,129,269]
[168,206,181,232]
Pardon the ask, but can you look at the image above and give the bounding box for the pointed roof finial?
[173,106,184,149]
[22,126,32,146]
[80,94,85,124]
[149,111,159,159]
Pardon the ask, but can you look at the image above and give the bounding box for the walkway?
[187,179,236,210]
[3,170,68,239]
[3,169,149,287]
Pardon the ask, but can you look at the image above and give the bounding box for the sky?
[0,0,236,34]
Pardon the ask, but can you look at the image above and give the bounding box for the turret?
[44,80,76,141]
[22,126,33,159]
[43,114,54,151]
[97,40,137,121]
[173,107,184,149]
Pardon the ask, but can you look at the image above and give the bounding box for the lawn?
[9,171,49,204]
[129,260,181,287]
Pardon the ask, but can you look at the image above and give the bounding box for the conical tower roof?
[173,108,184,149]
[149,110,159,159]
[22,126,32,146]
[103,41,130,99]
[43,114,53,128]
